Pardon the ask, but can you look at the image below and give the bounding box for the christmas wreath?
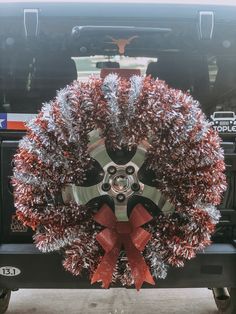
[13,74,226,290]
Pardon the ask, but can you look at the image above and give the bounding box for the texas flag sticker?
[0,113,36,130]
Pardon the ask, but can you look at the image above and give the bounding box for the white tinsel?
[128,75,143,116]
[13,172,46,187]
[102,73,121,133]
[34,226,80,252]
[19,133,69,169]
[199,203,221,224]
[57,88,79,142]
[146,248,168,279]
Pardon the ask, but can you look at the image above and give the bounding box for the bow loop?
[96,228,118,253]
[94,204,116,228]
[129,203,153,228]
[130,227,152,251]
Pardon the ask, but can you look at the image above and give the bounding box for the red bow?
[91,203,155,290]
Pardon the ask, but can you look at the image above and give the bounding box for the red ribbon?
[91,203,155,290]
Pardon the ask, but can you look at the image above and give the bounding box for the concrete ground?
[7,288,218,314]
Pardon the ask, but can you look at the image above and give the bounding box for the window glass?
[73,56,156,81]
[1,20,236,120]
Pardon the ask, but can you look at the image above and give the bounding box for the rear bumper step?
[0,243,235,289]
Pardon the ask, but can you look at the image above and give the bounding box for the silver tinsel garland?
[12,74,227,288]
[102,73,120,131]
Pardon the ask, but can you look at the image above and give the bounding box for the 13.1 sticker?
[0,266,21,276]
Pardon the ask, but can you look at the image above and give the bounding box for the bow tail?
[124,237,155,291]
[91,242,121,289]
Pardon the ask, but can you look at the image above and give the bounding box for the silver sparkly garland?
[198,202,221,224]
[145,245,168,279]
[26,107,71,169]
[13,75,226,287]
[35,225,83,252]
[13,172,45,187]
[102,73,120,127]
[128,75,143,116]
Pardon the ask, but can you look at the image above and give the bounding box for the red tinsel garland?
[12,74,226,289]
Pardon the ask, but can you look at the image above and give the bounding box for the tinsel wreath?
[12,74,226,289]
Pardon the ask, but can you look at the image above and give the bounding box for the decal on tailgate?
[11,214,28,233]
[0,113,36,130]
[0,266,21,277]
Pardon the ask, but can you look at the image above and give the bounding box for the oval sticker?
[0,266,21,277]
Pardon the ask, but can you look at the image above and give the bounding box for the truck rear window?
[1,16,236,119]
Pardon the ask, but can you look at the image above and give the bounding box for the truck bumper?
[0,243,235,289]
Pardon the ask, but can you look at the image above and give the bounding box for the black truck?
[0,1,236,313]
